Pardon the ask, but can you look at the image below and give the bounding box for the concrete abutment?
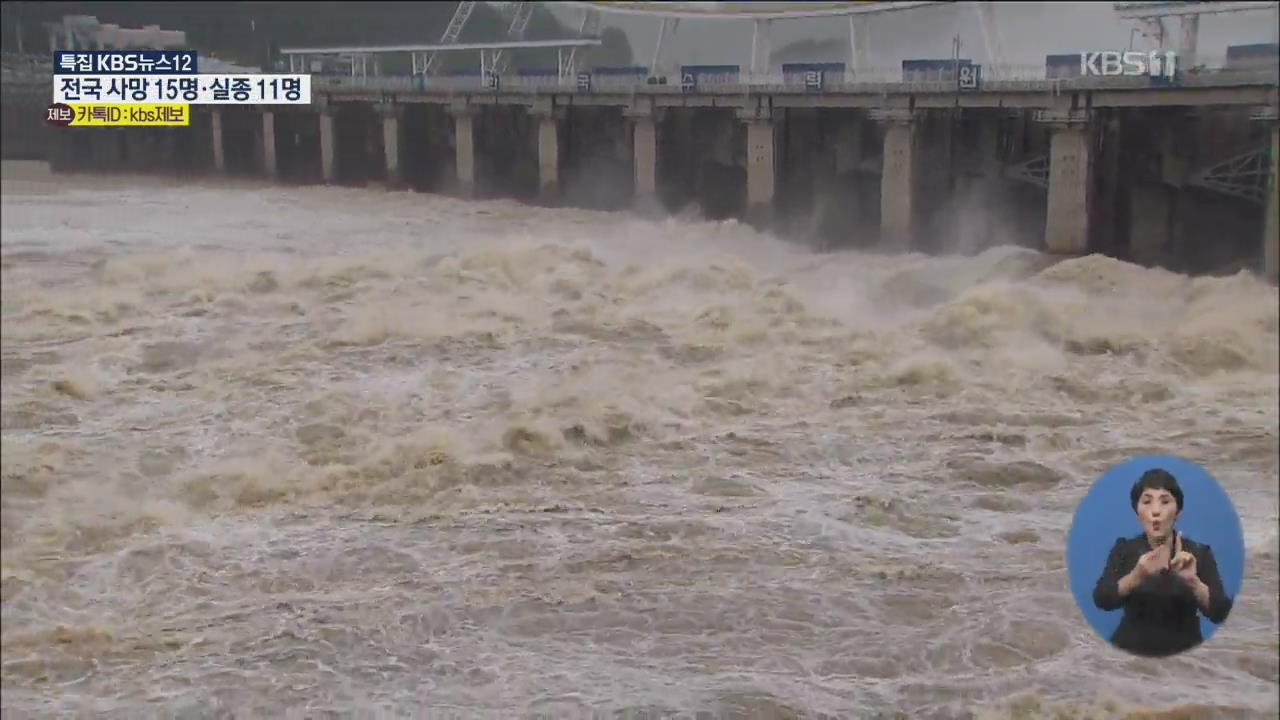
[872,108,919,252]
[1040,110,1094,256]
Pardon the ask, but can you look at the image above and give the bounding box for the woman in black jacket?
[1093,468,1234,657]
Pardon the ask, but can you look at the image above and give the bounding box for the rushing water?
[1,161,1277,719]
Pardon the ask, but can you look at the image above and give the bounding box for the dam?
[3,0,1278,278]
[22,68,1278,280]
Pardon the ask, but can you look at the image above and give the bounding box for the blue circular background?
[1066,454,1246,648]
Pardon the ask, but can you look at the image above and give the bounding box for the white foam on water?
[2,161,1277,719]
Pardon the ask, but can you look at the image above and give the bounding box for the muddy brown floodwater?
[2,161,1277,719]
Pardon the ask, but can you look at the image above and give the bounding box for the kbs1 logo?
[1080,50,1177,78]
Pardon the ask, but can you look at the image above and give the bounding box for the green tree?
[770,36,847,66]
[588,27,634,68]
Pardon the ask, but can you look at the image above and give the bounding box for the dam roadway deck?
[310,70,1278,110]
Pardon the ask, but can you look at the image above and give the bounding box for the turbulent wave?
[2,162,1277,718]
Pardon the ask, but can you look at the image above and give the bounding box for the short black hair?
[1130,468,1184,513]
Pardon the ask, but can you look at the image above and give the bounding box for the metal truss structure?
[283,38,601,80]
[561,0,956,77]
[489,2,537,76]
[993,145,1274,204]
[1113,1,1277,18]
[288,1,1277,85]
[417,1,475,76]
[1003,154,1050,189]
[1188,146,1273,204]
[1114,1,1278,67]
[561,4,603,80]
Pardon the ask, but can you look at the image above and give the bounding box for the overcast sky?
[543,1,1279,71]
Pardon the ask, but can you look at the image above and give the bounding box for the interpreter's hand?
[1171,536,1198,586]
[1134,542,1172,581]
[1172,550,1198,583]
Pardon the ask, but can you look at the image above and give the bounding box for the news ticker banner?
[55,75,311,105]
[48,51,311,127]
[55,50,198,75]
[47,104,190,127]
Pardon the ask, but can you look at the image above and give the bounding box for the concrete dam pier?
[34,77,1280,280]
